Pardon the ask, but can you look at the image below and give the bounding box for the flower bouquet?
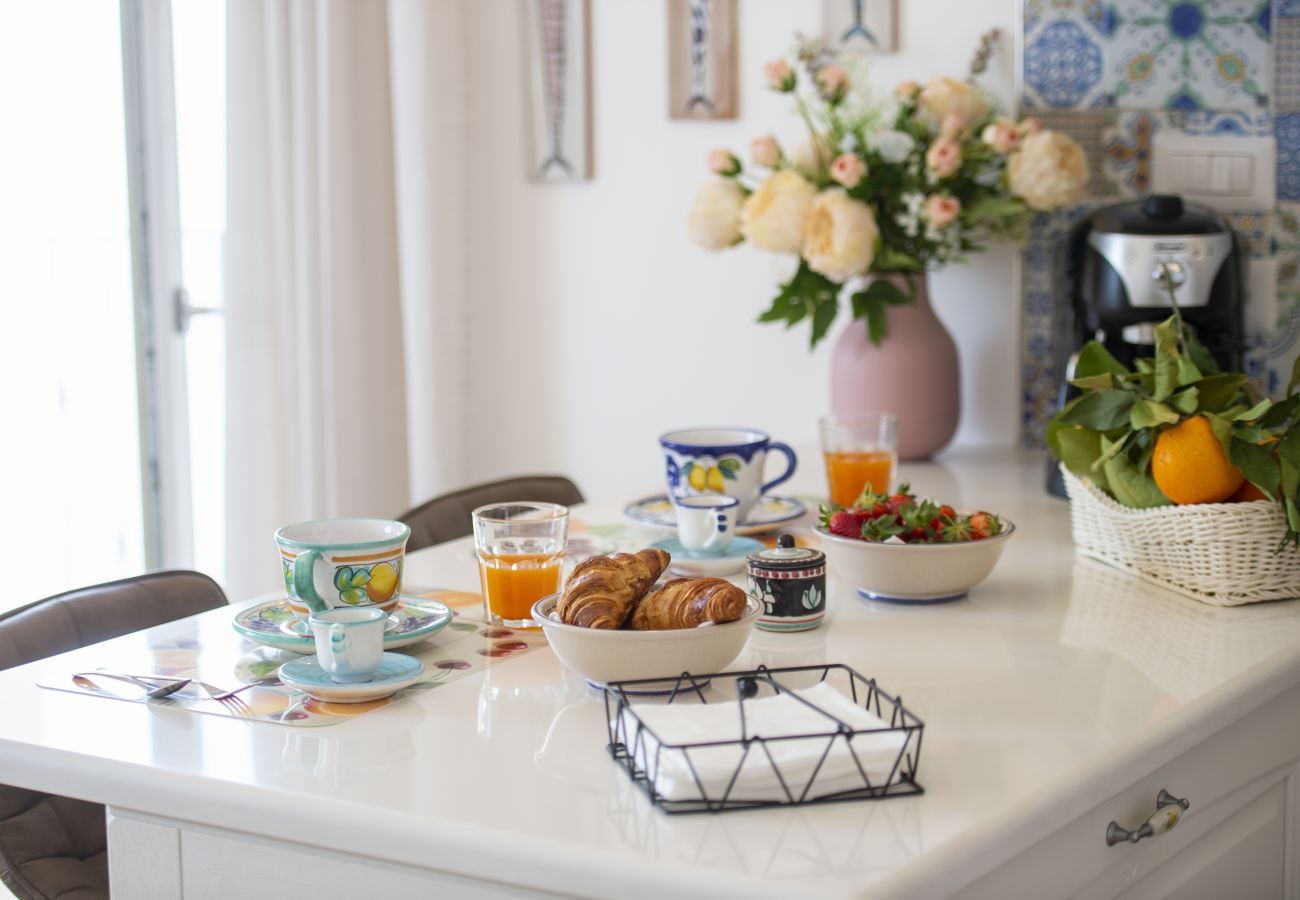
[687,36,1090,348]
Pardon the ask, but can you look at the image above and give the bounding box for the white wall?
[459,0,1019,502]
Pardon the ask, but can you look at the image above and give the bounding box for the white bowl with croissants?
[532,547,761,689]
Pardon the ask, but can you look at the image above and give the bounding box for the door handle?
[1106,789,1190,846]
[173,287,222,334]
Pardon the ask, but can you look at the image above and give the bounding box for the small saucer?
[278,652,425,703]
[624,495,807,534]
[652,537,763,577]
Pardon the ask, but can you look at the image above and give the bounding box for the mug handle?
[328,623,350,657]
[760,442,798,495]
[292,549,329,614]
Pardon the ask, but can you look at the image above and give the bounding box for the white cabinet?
[962,685,1300,900]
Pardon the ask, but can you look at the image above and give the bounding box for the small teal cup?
[308,607,387,683]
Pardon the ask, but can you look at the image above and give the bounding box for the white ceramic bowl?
[818,518,1016,604]
[531,593,761,690]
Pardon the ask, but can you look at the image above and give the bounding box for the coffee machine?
[1045,194,1244,496]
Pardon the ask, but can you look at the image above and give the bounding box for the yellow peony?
[740,170,817,254]
[687,180,747,250]
[917,76,989,132]
[802,188,878,281]
[1007,130,1089,211]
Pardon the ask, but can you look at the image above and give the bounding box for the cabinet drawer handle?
[1106,790,1190,847]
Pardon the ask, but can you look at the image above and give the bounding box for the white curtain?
[224,0,464,601]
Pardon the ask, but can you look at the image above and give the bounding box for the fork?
[202,676,280,701]
[73,672,192,700]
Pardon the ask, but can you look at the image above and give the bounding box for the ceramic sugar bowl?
[747,535,827,632]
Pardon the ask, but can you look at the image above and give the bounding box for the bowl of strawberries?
[816,483,1015,604]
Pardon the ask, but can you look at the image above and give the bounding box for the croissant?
[556,548,670,629]
[629,577,747,630]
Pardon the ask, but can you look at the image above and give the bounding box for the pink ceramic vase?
[830,273,960,460]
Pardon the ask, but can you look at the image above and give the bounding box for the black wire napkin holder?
[604,663,924,815]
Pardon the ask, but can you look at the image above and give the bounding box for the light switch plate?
[1151,133,1276,213]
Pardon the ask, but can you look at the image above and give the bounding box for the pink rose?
[750,135,782,168]
[1018,117,1046,137]
[829,153,868,188]
[817,65,849,103]
[764,59,795,92]
[707,148,741,176]
[924,195,961,228]
[896,80,921,100]
[981,119,1021,154]
[940,112,968,138]
[925,137,962,179]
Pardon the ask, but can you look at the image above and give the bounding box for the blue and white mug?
[661,428,798,521]
[309,607,387,683]
[675,494,739,555]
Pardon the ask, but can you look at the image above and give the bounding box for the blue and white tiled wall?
[1019,0,1300,446]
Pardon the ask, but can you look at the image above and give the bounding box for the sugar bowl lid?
[747,534,825,570]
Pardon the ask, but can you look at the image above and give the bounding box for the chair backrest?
[0,570,229,672]
[0,570,228,900]
[399,475,585,552]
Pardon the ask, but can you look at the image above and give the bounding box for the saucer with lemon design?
[623,494,807,535]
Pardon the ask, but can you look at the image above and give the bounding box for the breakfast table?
[3,449,1300,899]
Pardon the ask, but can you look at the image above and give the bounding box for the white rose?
[867,129,914,164]
[1007,130,1089,212]
[686,180,747,250]
[788,136,831,180]
[802,188,878,281]
[740,170,817,254]
[917,76,989,131]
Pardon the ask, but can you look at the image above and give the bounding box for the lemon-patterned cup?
[660,428,798,521]
[275,518,410,617]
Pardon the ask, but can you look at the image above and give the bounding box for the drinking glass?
[819,414,899,508]
[472,502,569,628]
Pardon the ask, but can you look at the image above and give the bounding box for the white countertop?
[4,449,1300,899]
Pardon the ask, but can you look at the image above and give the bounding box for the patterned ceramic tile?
[1277,112,1300,199]
[1281,0,1300,18]
[1277,18,1300,111]
[1022,0,1112,109]
[1171,109,1272,134]
[1225,211,1276,258]
[1272,202,1300,307]
[1024,110,1109,195]
[1101,110,1166,196]
[1105,0,1271,111]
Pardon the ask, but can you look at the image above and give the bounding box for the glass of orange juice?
[472,502,569,628]
[819,414,898,508]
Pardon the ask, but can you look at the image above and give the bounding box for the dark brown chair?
[399,475,585,552]
[0,570,228,900]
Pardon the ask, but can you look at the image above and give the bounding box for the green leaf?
[1185,329,1220,375]
[1204,412,1234,456]
[757,260,840,344]
[850,279,912,346]
[1048,423,1106,490]
[1074,342,1130,380]
[1259,395,1300,430]
[873,246,924,272]
[351,568,370,588]
[1176,356,1202,387]
[810,296,838,348]
[1093,428,1132,471]
[1152,317,1180,402]
[1058,389,1136,431]
[1070,373,1117,392]
[716,458,741,475]
[1130,399,1180,430]
[1230,437,1279,500]
[1193,374,1248,412]
[1289,356,1300,397]
[1170,386,1199,415]
[1235,398,1273,422]
[1101,437,1171,508]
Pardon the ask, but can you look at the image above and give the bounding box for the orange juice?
[477,551,563,624]
[824,450,894,507]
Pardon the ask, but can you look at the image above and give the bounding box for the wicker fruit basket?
[1060,465,1300,606]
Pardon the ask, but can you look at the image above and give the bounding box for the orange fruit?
[1151,415,1245,504]
[1228,480,1270,502]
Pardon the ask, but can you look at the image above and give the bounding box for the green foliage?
[849,278,914,345]
[757,261,841,348]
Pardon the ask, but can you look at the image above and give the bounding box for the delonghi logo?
[1154,241,1187,253]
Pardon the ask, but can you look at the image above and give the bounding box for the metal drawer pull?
[1106,790,1190,846]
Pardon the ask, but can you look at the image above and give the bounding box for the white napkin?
[619,683,909,803]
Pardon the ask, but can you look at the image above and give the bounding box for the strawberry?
[828,510,864,539]
[939,519,974,543]
[938,505,956,520]
[968,512,1001,540]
